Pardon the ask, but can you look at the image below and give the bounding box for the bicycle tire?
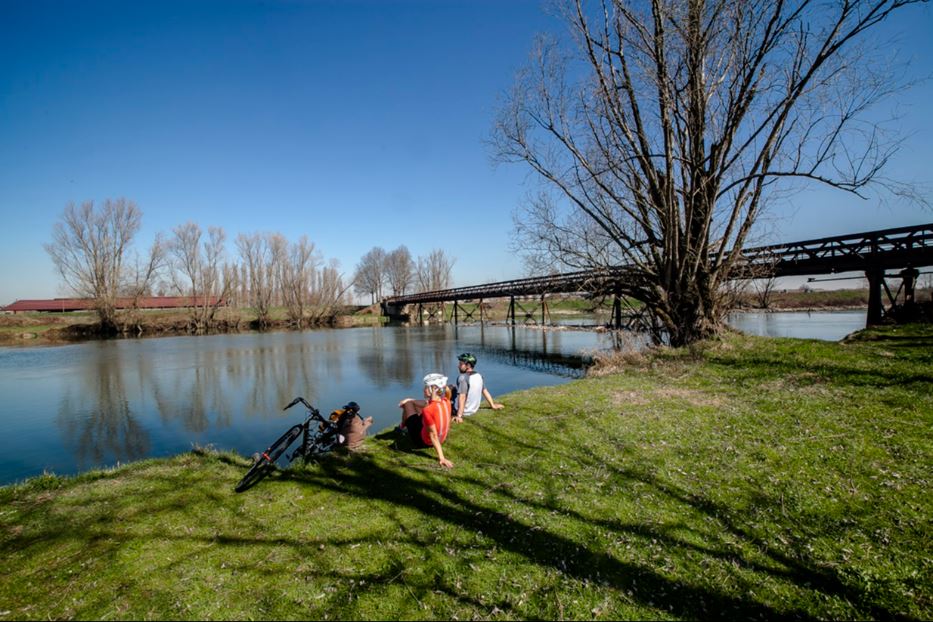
[235,424,303,492]
[234,459,272,493]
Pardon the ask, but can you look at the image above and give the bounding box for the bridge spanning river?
[384,223,933,328]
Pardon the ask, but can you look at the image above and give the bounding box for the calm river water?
[0,311,866,485]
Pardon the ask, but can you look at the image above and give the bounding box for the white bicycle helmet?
[423,373,448,389]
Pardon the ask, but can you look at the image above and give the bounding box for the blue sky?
[1,0,932,305]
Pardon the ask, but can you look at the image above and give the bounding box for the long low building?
[2,296,224,313]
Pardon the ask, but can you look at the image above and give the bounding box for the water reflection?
[727,310,865,341]
[0,312,867,485]
[357,328,417,387]
[56,344,150,467]
[457,325,590,378]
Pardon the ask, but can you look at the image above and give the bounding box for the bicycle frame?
[236,396,355,492]
[283,397,337,461]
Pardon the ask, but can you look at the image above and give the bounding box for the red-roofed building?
[2,297,225,313]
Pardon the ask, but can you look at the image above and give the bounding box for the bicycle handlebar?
[283,396,322,419]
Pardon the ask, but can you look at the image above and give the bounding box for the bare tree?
[752,275,780,310]
[308,258,352,325]
[167,222,230,332]
[353,247,387,304]
[416,249,455,292]
[236,232,279,328]
[45,199,160,333]
[385,245,416,297]
[494,0,925,346]
[221,261,243,324]
[120,235,166,333]
[277,235,319,327]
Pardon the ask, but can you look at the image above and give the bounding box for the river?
[0,310,867,486]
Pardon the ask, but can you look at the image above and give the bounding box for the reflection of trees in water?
[389,329,416,383]
[424,340,449,378]
[357,327,456,387]
[357,327,418,388]
[57,345,150,468]
[150,346,233,433]
[357,328,389,388]
[149,334,350,426]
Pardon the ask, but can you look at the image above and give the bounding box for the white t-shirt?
[457,372,484,416]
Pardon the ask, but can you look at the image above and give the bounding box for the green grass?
[1,325,931,619]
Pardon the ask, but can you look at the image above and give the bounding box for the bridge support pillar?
[453,300,458,325]
[612,294,622,329]
[901,266,919,304]
[866,267,884,326]
[381,301,410,323]
[508,296,516,325]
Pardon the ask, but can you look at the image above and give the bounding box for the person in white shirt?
[453,352,504,423]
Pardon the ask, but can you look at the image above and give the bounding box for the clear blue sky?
[1,0,932,305]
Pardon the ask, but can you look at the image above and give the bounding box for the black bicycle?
[234,397,360,492]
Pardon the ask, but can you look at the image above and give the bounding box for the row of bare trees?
[352,245,455,304]
[45,200,350,333]
[234,232,347,328]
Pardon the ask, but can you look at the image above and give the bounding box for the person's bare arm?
[398,398,427,409]
[482,388,504,410]
[428,425,453,468]
[455,393,466,422]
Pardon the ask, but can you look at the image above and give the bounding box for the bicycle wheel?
[235,424,303,492]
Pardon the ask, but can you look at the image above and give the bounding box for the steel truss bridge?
[383,223,933,328]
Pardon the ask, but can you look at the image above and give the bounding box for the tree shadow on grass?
[270,413,927,622]
[1,444,922,620]
[278,452,830,620]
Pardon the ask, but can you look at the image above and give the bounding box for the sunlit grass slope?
[1,325,930,619]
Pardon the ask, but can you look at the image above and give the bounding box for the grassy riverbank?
[1,325,931,619]
[7,288,918,346]
[0,308,385,345]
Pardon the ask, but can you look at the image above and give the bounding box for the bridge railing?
[739,223,933,275]
[389,267,637,305]
[386,223,933,305]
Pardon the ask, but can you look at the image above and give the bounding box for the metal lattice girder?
[738,223,933,276]
[390,267,637,306]
[386,223,933,308]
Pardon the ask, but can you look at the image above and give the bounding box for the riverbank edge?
[0,311,387,346]
[0,304,876,347]
[0,324,930,620]
[4,287,905,346]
